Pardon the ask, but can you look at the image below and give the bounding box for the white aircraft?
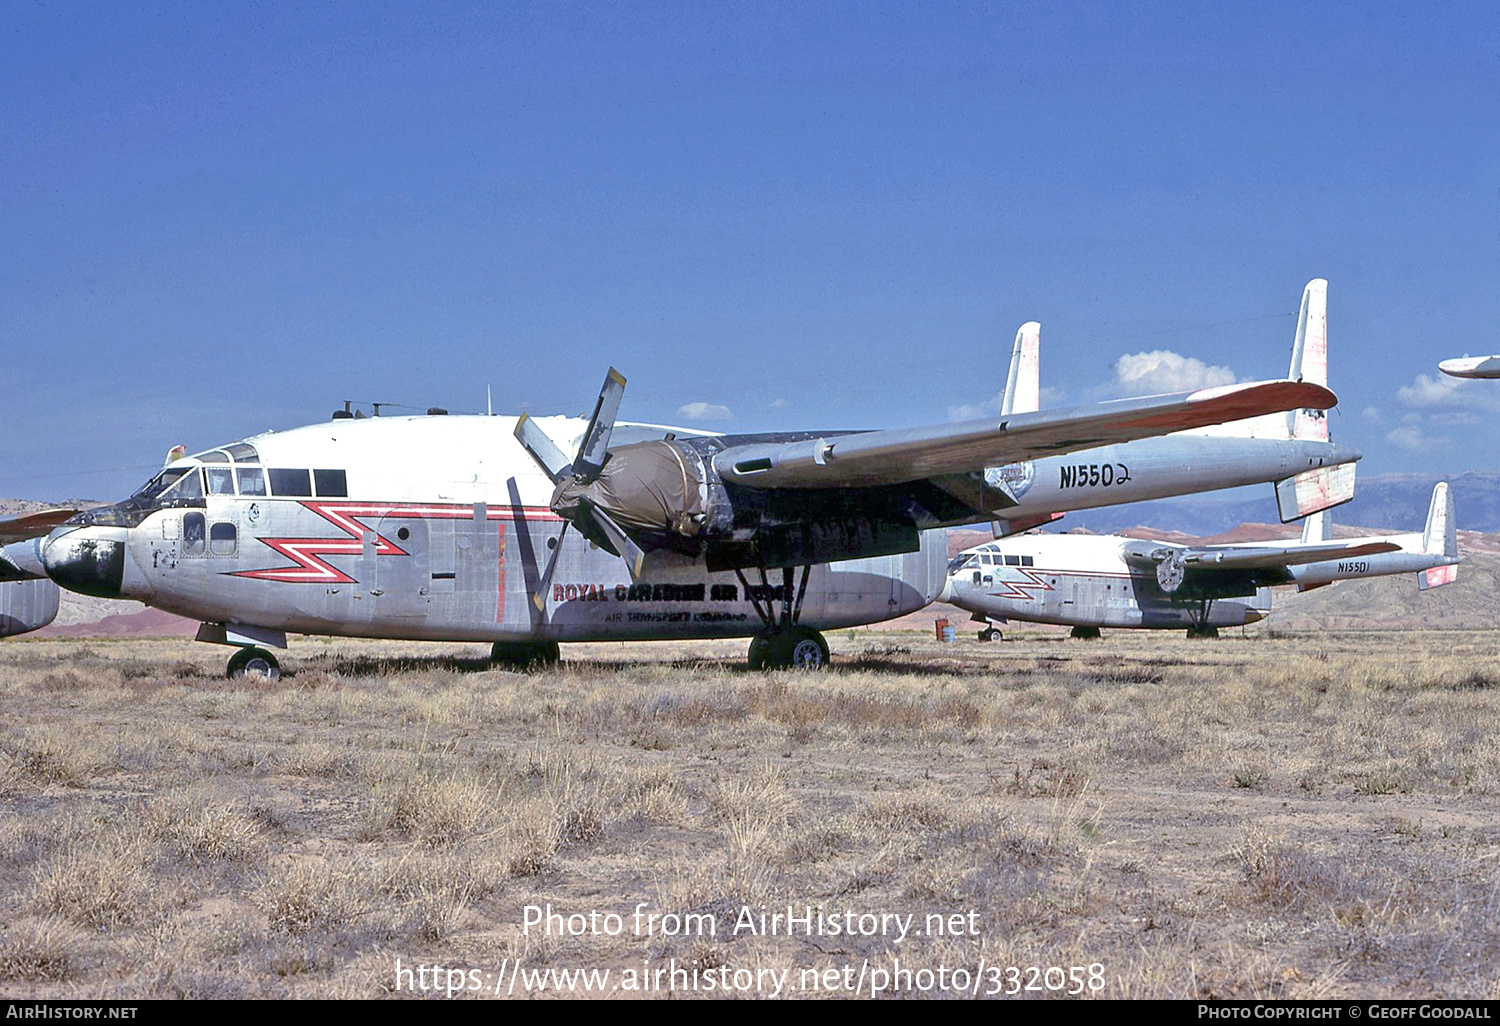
[941,482,1459,639]
[1438,356,1500,379]
[0,354,1337,673]
[980,279,1360,535]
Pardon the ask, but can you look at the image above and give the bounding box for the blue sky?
[4,2,1498,502]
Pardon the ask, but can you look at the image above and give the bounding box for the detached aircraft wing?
[713,380,1337,489]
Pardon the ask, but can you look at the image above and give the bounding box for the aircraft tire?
[490,641,560,671]
[1186,626,1220,640]
[772,627,830,670]
[978,627,1002,642]
[1069,626,1102,640]
[227,646,281,681]
[747,635,772,671]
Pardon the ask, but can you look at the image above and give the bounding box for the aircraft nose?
[1244,607,1270,625]
[42,527,128,599]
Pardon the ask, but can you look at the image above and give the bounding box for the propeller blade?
[579,501,646,580]
[514,413,574,483]
[531,522,570,612]
[573,367,626,482]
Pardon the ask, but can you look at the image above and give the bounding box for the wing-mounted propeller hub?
[515,368,713,604]
[1155,548,1187,593]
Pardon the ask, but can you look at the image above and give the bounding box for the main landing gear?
[737,564,830,670]
[977,626,1002,642]
[490,641,561,672]
[226,646,281,680]
[1069,626,1102,640]
[1186,599,1220,639]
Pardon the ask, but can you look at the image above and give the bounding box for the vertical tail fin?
[1423,482,1456,557]
[1287,278,1329,441]
[1300,509,1331,545]
[1000,321,1041,416]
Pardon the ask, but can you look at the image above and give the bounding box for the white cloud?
[948,387,1066,422]
[1361,406,1382,424]
[1397,373,1466,408]
[767,398,789,410]
[1386,423,1451,452]
[676,402,733,421]
[1110,350,1236,395]
[948,394,1002,422]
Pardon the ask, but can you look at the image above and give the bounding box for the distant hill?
[1056,471,1500,536]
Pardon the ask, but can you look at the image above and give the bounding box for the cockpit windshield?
[947,553,980,574]
[131,467,192,502]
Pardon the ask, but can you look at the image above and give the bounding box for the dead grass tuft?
[261,860,366,935]
[0,917,83,981]
[30,833,162,931]
[142,794,266,864]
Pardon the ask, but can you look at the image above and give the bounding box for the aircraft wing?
[713,380,1337,489]
[0,509,77,546]
[1172,539,1400,571]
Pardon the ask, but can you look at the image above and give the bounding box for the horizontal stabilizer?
[1274,463,1356,523]
[993,512,1064,539]
[1419,564,1458,591]
[1438,356,1500,379]
[717,379,1338,490]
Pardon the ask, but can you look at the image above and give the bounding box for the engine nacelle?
[0,579,60,638]
[555,436,927,572]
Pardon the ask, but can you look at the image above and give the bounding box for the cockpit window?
[226,443,259,463]
[163,468,204,501]
[196,450,229,463]
[236,467,266,496]
[131,467,190,502]
[947,554,979,574]
[205,467,235,495]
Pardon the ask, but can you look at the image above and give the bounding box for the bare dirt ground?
[2,628,1498,1000]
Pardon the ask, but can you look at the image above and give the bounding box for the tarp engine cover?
[552,441,705,538]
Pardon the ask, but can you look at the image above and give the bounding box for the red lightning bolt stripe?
[987,567,1055,602]
[232,501,560,585]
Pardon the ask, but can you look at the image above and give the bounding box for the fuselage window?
[184,513,206,555]
[205,467,235,495]
[226,443,259,462]
[981,554,994,565]
[269,468,312,497]
[209,522,237,556]
[1021,556,1034,567]
[237,468,266,496]
[314,469,348,497]
[1005,555,1021,566]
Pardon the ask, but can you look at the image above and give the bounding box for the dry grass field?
[2,627,1499,1000]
